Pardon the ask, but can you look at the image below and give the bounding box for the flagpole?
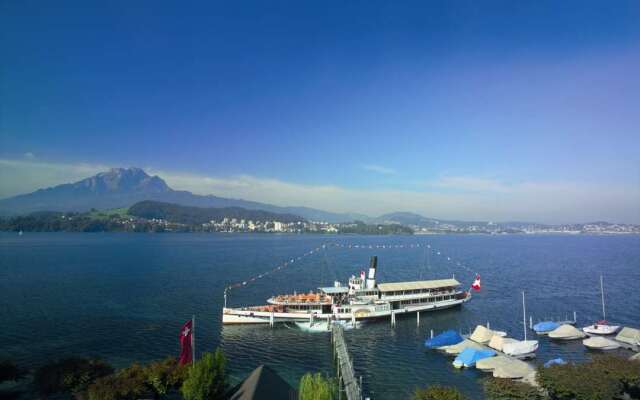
[191,315,195,366]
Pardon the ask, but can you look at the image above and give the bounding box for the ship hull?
[222,297,468,325]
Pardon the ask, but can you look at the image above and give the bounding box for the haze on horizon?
[1,1,639,224]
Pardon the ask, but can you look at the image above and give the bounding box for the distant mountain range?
[0,167,635,231]
[0,167,365,223]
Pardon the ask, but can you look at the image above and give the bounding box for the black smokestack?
[367,256,378,288]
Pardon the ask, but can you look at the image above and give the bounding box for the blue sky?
[1,1,639,223]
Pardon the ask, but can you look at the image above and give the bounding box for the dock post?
[431,329,434,339]
[530,316,533,330]
[270,311,274,328]
[351,313,356,326]
[487,321,490,329]
[391,311,396,327]
[574,311,577,323]
[417,312,420,327]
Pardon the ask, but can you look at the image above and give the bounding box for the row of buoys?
[228,241,476,294]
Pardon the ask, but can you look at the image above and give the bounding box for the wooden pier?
[332,324,364,400]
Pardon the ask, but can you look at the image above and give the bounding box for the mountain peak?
[99,167,148,178]
[79,167,168,194]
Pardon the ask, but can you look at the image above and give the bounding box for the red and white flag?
[471,274,481,291]
[178,319,193,366]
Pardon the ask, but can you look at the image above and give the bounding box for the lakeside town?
[2,208,638,235]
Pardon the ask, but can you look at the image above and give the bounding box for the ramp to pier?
[332,324,364,400]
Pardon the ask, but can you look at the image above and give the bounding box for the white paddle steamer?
[222,256,471,324]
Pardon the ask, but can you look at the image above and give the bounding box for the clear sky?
[1,1,639,223]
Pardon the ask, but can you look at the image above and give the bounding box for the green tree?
[181,349,228,400]
[413,385,466,400]
[298,372,336,400]
[484,378,543,400]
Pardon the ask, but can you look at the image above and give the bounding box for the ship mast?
[600,274,606,321]
[522,291,527,341]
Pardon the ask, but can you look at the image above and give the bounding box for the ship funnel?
[366,256,377,289]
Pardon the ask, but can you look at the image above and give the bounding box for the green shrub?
[181,350,227,400]
[590,354,640,398]
[87,363,150,400]
[33,357,113,396]
[86,357,188,400]
[146,357,189,396]
[484,378,543,400]
[413,385,466,400]
[537,362,621,400]
[298,372,336,400]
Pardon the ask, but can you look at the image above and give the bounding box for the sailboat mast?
[600,274,606,321]
[522,291,527,341]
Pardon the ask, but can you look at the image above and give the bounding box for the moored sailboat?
[502,292,538,358]
[582,275,620,335]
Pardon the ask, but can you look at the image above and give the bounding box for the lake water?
[1,232,639,399]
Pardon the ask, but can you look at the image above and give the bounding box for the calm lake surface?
[1,232,639,399]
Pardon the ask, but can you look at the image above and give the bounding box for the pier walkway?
[332,324,364,400]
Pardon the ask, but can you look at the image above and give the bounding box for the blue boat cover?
[533,321,560,333]
[454,348,496,367]
[424,330,464,348]
[544,358,567,368]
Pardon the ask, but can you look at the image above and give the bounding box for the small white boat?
[502,292,538,358]
[470,325,496,344]
[488,335,517,352]
[583,321,620,335]
[503,340,539,358]
[294,319,360,332]
[493,359,536,379]
[583,336,620,351]
[582,275,620,335]
[476,355,512,371]
[616,327,640,347]
[442,339,484,355]
[549,324,586,340]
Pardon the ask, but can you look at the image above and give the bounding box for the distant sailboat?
[582,275,620,335]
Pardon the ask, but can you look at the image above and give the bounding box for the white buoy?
[417,312,420,326]
[431,329,434,339]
